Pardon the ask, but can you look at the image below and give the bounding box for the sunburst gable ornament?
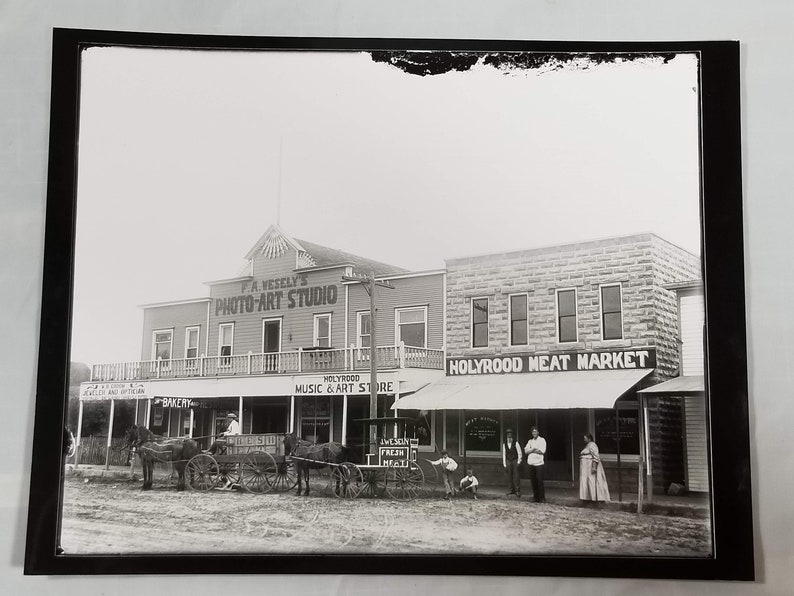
[296,251,316,268]
[260,229,290,259]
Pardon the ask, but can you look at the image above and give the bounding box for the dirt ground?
[60,475,712,556]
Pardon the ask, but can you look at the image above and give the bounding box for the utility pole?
[342,272,394,448]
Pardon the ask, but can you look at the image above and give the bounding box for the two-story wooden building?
[77,225,446,457]
[395,233,702,495]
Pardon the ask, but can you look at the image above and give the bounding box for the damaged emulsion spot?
[369,50,679,76]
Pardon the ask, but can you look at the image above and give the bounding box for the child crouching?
[459,469,479,500]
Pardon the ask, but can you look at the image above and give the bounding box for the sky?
[70,47,700,366]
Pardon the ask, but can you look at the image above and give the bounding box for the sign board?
[377,437,418,468]
[79,382,149,401]
[294,373,396,396]
[447,348,657,376]
[224,434,282,456]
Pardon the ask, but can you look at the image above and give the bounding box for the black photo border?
[25,28,752,580]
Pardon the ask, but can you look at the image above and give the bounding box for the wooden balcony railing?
[90,343,445,382]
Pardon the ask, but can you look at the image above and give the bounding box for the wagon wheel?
[418,458,440,498]
[329,462,363,498]
[357,468,387,498]
[385,461,424,501]
[265,456,299,492]
[239,451,276,494]
[218,460,241,490]
[186,454,220,491]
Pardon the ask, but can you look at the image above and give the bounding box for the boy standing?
[429,449,458,500]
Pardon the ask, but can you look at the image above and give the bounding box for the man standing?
[502,429,522,497]
[524,426,546,503]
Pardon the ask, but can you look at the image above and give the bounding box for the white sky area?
[71,48,700,366]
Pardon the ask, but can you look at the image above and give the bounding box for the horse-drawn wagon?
[185,433,298,493]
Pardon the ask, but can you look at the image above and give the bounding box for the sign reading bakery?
[447,348,656,376]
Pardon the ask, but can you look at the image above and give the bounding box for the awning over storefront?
[637,375,704,395]
[391,369,653,411]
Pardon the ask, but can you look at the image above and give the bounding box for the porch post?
[644,397,653,504]
[238,396,244,431]
[189,408,195,438]
[289,395,295,433]
[341,394,348,446]
[105,399,116,470]
[146,398,152,427]
[637,395,645,513]
[75,400,84,469]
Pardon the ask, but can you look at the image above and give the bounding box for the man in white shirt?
[524,426,547,503]
[208,412,240,455]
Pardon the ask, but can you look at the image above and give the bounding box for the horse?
[283,432,351,496]
[123,425,200,491]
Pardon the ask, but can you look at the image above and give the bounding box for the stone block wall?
[445,233,701,381]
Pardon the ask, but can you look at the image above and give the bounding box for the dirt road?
[60,476,712,556]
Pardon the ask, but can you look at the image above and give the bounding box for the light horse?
[124,425,200,491]
[283,433,351,496]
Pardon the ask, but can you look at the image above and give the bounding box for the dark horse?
[124,426,200,491]
[284,433,350,496]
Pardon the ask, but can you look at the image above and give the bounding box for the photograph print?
[26,31,752,579]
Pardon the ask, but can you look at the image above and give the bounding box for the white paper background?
[1,1,791,594]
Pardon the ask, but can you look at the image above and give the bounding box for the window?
[509,294,528,345]
[396,409,434,449]
[262,318,281,353]
[219,323,234,365]
[601,284,623,340]
[300,398,331,443]
[152,330,173,361]
[357,311,371,347]
[471,298,489,348]
[594,407,639,456]
[464,410,501,453]
[556,289,577,343]
[396,306,427,348]
[314,314,332,347]
[185,327,200,359]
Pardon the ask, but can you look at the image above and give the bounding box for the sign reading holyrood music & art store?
[447,348,657,376]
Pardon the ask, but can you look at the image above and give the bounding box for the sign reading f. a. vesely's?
[447,348,656,376]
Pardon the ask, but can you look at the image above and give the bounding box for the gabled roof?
[244,224,407,277]
[294,238,408,277]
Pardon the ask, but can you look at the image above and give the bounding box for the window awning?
[637,375,704,395]
[392,369,653,411]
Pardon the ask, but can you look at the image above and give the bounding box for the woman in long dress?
[579,433,610,505]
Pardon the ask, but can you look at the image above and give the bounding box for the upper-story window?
[152,329,173,361]
[396,306,427,348]
[357,311,371,347]
[219,323,234,364]
[509,294,528,346]
[471,297,489,348]
[185,326,200,359]
[314,313,332,348]
[600,284,623,340]
[556,289,577,343]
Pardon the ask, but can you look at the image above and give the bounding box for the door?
[262,318,281,371]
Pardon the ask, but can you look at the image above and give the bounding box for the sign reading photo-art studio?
[447,348,657,376]
[214,274,339,316]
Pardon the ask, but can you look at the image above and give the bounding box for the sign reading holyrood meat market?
[446,348,656,376]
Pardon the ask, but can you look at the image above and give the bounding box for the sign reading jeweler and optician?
[447,348,657,376]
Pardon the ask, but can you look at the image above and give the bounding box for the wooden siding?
[141,302,209,360]
[684,395,709,492]
[346,273,445,349]
[680,293,705,376]
[208,256,348,357]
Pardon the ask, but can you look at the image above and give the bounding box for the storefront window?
[464,410,501,452]
[300,398,331,443]
[396,409,433,447]
[594,408,639,455]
